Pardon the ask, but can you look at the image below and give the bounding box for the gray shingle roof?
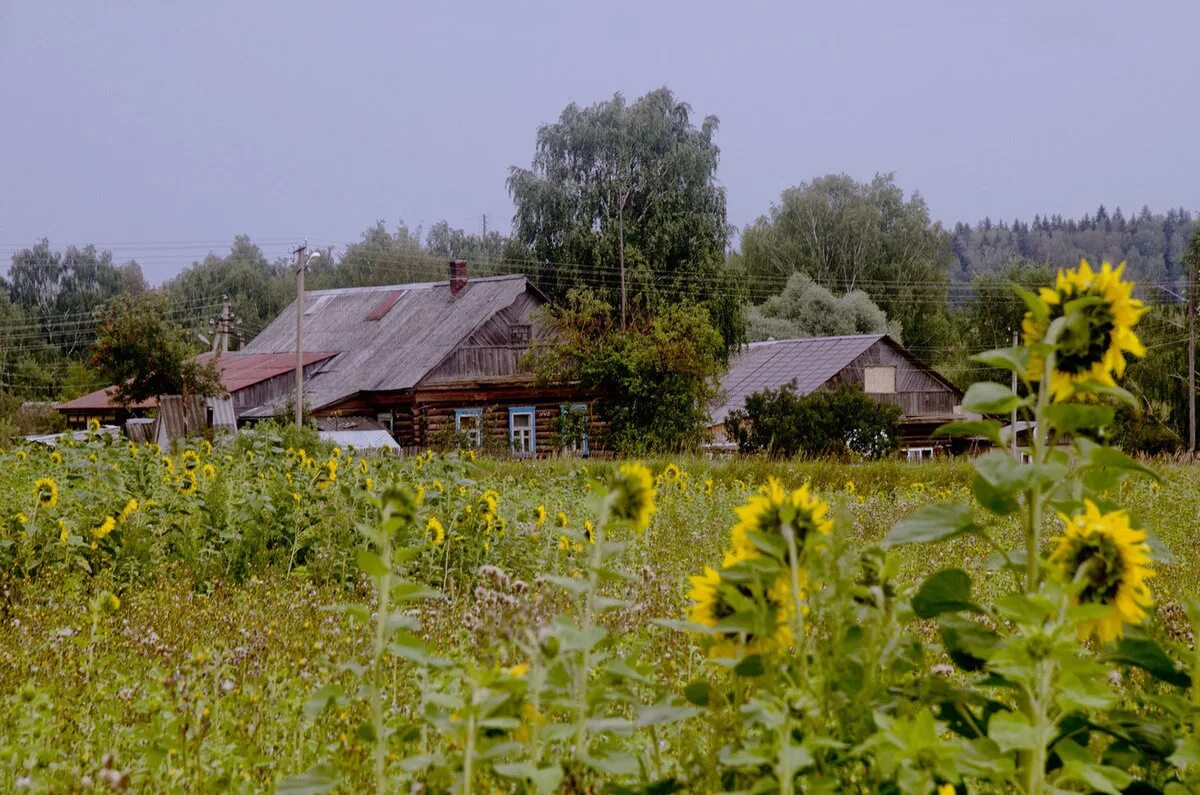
[710,334,884,426]
[240,275,532,412]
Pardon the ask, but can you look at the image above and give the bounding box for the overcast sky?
[2,1,1198,283]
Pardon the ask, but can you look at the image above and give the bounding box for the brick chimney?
[449,260,468,295]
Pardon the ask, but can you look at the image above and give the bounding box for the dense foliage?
[726,382,902,459]
[746,271,898,343]
[507,87,745,351]
[530,287,726,454]
[90,293,223,405]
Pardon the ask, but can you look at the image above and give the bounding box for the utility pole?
[1011,328,1019,456]
[618,188,629,330]
[212,296,232,354]
[294,242,307,430]
[1189,250,1196,454]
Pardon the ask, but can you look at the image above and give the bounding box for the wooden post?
[294,243,306,430]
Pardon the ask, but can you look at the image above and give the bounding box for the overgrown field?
[0,428,1195,792]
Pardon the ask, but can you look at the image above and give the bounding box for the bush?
[726,382,901,458]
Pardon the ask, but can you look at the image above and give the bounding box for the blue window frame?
[454,408,483,447]
[559,403,589,457]
[508,406,536,456]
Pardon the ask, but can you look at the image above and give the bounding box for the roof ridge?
[745,333,885,348]
[306,273,527,296]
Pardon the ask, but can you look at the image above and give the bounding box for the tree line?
[1,86,1195,452]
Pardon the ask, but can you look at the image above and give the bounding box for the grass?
[0,438,1194,791]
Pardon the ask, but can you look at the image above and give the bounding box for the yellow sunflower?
[730,478,833,560]
[181,449,200,471]
[178,470,198,495]
[1050,500,1154,643]
[316,459,337,489]
[687,548,795,658]
[34,477,58,508]
[1022,259,1146,402]
[93,515,116,540]
[118,498,139,523]
[426,516,446,546]
[534,504,547,526]
[608,462,657,532]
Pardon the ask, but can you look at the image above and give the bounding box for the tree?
[507,87,744,350]
[90,293,221,406]
[530,287,726,454]
[745,272,899,342]
[737,173,954,351]
[725,382,901,459]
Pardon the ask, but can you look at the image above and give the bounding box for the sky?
[2,1,1199,284]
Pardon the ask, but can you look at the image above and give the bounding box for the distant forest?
[951,206,1195,288]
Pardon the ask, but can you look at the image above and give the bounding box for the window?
[905,447,933,462]
[864,365,897,394]
[559,403,589,456]
[377,412,394,434]
[508,324,532,345]
[508,406,536,456]
[454,408,482,447]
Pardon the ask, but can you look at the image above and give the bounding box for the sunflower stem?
[782,521,807,682]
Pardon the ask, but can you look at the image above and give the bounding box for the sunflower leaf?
[911,568,983,618]
[1103,636,1190,688]
[932,420,1004,445]
[970,346,1031,374]
[882,503,981,547]
[962,382,1027,415]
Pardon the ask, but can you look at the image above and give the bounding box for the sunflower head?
[93,515,116,540]
[34,477,58,508]
[178,470,198,495]
[534,504,547,526]
[181,450,200,470]
[731,479,833,560]
[608,462,657,532]
[1050,500,1154,643]
[1022,259,1146,402]
[426,516,446,546]
[316,459,337,489]
[688,550,795,658]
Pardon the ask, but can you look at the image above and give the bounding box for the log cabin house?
[234,261,600,455]
[709,334,967,459]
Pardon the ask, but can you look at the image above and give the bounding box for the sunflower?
[34,477,58,508]
[316,459,337,489]
[584,520,595,545]
[161,456,175,475]
[1050,500,1154,643]
[608,462,657,532]
[1022,259,1146,402]
[534,504,547,526]
[730,478,833,561]
[118,498,139,523]
[93,515,116,540]
[202,464,217,480]
[687,549,795,658]
[181,450,200,471]
[426,516,446,546]
[178,470,198,495]
[557,511,569,528]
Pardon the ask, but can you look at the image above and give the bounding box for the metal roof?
[58,351,335,411]
[710,335,885,426]
[318,430,401,450]
[239,274,534,412]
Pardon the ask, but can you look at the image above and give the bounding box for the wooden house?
[710,334,966,458]
[236,262,600,455]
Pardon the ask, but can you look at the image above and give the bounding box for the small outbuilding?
[710,334,967,457]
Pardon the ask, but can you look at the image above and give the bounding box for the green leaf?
[542,575,587,595]
[911,569,982,618]
[939,615,1000,672]
[962,381,1026,414]
[1104,636,1191,688]
[276,765,339,795]
[494,763,563,794]
[733,655,765,677]
[683,680,711,707]
[635,702,701,727]
[1169,736,1200,769]
[1078,440,1161,484]
[933,419,1004,445]
[303,685,345,721]
[355,548,389,578]
[882,503,980,547]
[1043,403,1114,434]
[970,346,1031,374]
[1014,285,1048,326]
[988,710,1039,752]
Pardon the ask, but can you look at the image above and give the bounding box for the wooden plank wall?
[828,340,959,417]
